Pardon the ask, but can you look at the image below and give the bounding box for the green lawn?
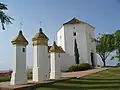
[0,69,32,82]
[0,76,10,82]
[36,67,120,90]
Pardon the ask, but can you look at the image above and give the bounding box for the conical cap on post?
[49,41,65,53]
[11,31,28,46]
[32,28,49,46]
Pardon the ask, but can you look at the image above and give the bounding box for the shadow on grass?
[36,67,120,90]
[45,84,120,90]
[81,78,120,80]
[39,79,120,90]
[64,79,120,84]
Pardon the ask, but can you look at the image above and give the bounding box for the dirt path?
[61,68,108,78]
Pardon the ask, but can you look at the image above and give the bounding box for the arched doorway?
[91,52,95,67]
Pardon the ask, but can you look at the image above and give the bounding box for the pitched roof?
[32,28,49,41]
[63,17,95,28]
[63,17,84,25]
[49,41,65,53]
[58,46,65,53]
[11,31,28,46]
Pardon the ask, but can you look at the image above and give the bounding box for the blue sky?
[0,0,120,70]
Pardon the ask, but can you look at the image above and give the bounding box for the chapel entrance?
[91,52,95,67]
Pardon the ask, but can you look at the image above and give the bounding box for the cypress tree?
[74,39,79,64]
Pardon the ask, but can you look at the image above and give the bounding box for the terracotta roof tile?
[63,17,84,25]
[32,28,48,41]
[63,17,95,29]
[58,46,65,53]
[49,41,65,53]
[11,31,28,46]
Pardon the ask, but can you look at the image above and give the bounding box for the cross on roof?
[20,22,23,30]
[40,21,42,28]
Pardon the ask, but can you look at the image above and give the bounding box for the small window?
[73,32,76,36]
[60,35,62,40]
[60,35,62,38]
[22,48,25,52]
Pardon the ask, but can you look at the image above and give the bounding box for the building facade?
[10,31,28,85]
[11,18,98,85]
[57,18,97,70]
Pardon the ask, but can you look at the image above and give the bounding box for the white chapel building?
[10,17,98,85]
[57,17,97,70]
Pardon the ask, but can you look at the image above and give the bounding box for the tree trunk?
[102,59,106,67]
[75,57,79,64]
[118,49,120,61]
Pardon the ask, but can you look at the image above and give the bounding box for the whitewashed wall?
[11,45,27,85]
[33,45,49,81]
[59,53,74,71]
[50,53,61,79]
[57,27,65,51]
[57,23,97,70]
[85,24,97,66]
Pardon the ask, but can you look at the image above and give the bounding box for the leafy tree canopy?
[111,30,120,61]
[94,34,114,66]
[0,2,14,30]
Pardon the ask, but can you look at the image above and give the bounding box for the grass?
[36,67,120,90]
[0,69,32,82]
[0,76,10,82]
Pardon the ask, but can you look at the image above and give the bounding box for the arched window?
[60,35,62,39]
[22,48,25,52]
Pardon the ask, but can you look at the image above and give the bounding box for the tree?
[74,39,80,64]
[0,3,8,10]
[94,34,114,66]
[0,2,14,30]
[111,30,120,61]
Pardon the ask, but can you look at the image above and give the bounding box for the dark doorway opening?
[91,52,95,67]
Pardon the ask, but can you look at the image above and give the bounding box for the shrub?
[27,71,32,80]
[68,65,79,72]
[68,63,91,72]
[117,63,120,67]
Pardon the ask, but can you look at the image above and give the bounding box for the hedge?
[68,63,91,72]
